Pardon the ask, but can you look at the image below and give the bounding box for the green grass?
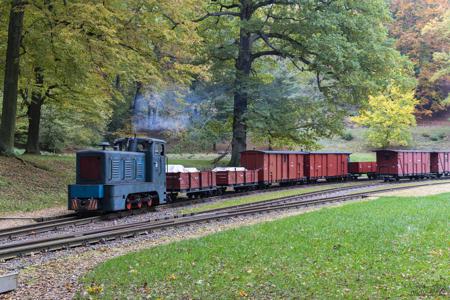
[79,193,449,299]
[168,153,230,169]
[349,152,375,162]
[0,154,75,212]
[181,181,374,214]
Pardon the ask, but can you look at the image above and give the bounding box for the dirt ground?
[0,206,68,229]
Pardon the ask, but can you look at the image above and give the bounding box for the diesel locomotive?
[68,137,167,212]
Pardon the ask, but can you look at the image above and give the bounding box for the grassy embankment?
[80,194,449,299]
[0,155,74,212]
[321,125,450,152]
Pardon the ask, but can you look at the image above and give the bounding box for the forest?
[0,0,448,165]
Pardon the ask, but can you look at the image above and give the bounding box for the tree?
[351,86,417,148]
[390,0,449,116]
[197,0,411,165]
[0,0,202,153]
[0,0,25,155]
[248,62,342,150]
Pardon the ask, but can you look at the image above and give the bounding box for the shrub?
[341,132,354,141]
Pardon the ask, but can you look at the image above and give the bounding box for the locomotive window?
[154,144,165,156]
[137,143,145,152]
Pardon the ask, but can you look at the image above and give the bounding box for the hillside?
[0,155,74,212]
[320,124,450,152]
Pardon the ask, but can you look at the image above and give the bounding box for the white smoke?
[132,88,192,133]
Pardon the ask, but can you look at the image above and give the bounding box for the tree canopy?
[0,0,446,157]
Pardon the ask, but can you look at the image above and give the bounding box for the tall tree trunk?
[25,67,44,154]
[0,0,25,155]
[25,94,44,154]
[131,81,143,134]
[230,0,252,166]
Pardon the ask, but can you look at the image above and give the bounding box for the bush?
[422,133,430,138]
[429,132,446,141]
[341,132,354,141]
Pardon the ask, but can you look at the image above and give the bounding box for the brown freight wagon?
[348,162,378,179]
[305,152,350,181]
[240,150,308,185]
[375,150,431,180]
[166,171,217,200]
[214,167,258,191]
[430,151,450,176]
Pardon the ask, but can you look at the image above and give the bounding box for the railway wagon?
[348,162,378,179]
[376,150,431,179]
[68,137,166,212]
[166,170,217,200]
[430,151,450,176]
[214,167,258,190]
[305,152,350,181]
[240,150,307,185]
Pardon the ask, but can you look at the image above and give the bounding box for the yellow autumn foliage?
[351,86,418,148]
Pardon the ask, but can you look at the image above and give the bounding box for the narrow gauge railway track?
[0,179,377,241]
[0,180,449,261]
[1,178,448,241]
[0,182,378,241]
[163,178,378,209]
[0,193,368,261]
[0,207,157,241]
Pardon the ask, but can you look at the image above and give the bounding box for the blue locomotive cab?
[68,137,166,212]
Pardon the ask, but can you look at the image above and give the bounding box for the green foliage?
[0,0,203,151]
[248,64,345,149]
[80,194,450,299]
[352,86,418,148]
[196,0,414,155]
[340,132,354,141]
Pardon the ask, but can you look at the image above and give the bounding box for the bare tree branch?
[253,0,295,11]
[194,11,240,22]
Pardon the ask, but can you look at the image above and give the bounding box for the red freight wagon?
[166,172,190,191]
[166,172,200,190]
[430,151,450,176]
[244,169,258,185]
[199,171,216,189]
[348,162,378,179]
[305,152,350,180]
[166,171,217,200]
[240,150,308,184]
[215,168,246,186]
[375,150,431,179]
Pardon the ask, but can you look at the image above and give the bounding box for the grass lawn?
[79,193,449,299]
[181,181,375,214]
[349,152,376,162]
[0,154,75,212]
[168,153,230,169]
